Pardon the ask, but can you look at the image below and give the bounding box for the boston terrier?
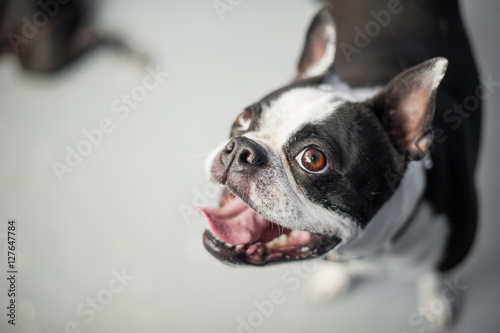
[197,0,481,330]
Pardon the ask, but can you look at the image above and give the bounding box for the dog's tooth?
[277,234,288,245]
[264,240,276,249]
[301,246,310,253]
[235,245,244,250]
[290,230,300,238]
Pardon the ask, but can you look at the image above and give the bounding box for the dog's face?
[198,8,447,266]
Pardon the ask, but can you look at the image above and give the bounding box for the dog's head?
[197,7,447,266]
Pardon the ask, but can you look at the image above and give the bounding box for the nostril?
[239,149,252,164]
[222,136,267,170]
[224,140,235,153]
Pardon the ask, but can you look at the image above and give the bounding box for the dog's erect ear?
[369,57,448,161]
[295,7,337,82]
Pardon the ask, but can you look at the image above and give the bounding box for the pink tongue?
[195,196,268,245]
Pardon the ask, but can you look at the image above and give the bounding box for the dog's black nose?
[221,136,267,172]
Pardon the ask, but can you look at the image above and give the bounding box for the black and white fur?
[204,1,480,330]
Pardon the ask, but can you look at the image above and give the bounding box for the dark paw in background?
[0,0,146,73]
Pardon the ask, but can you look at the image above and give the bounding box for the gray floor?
[0,1,499,332]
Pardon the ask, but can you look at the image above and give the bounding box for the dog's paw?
[416,272,455,332]
[305,261,350,302]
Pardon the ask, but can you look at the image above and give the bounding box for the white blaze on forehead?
[255,85,379,150]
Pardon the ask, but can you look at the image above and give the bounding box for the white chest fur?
[333,159,449,275]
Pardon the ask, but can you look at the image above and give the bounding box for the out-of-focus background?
[0,0,498,332]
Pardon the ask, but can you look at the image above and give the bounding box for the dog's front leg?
[304,260,350,302]
[304,259,383,302]
[416,271,465,331]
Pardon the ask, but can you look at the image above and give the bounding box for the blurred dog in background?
[0,0,144,72]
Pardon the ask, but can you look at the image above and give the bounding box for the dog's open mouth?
[196,188,340,265]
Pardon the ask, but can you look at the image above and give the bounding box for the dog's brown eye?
[296,147,328,173]
[234,110,252,131]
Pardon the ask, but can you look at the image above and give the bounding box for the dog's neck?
[334,158,428,259]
